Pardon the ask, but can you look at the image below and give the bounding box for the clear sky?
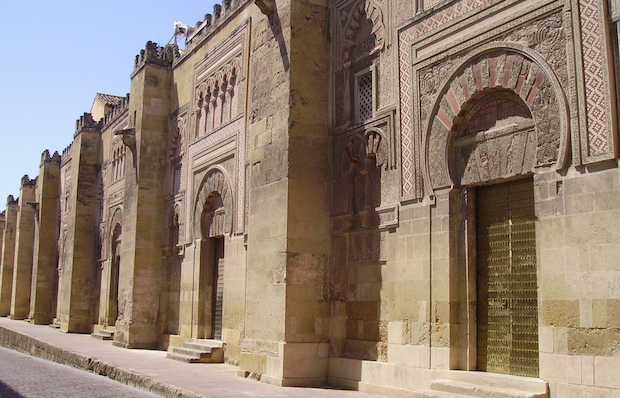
[0,0,218,207]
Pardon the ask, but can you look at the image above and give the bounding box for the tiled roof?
[95,93,125,106]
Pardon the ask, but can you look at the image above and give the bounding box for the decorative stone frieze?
[573,0,617,162]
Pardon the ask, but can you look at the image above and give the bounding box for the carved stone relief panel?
[332,112,399,231]
[333,0,393,130]
[190,23,248,236]
[422,45,568,191]
[395,0,413,26]
[452,91,537,186]
[167,111,187,198]
[377,43,396,112]
[400,6,574,198]
[398,1,572,199]
[192,23,247,140]
[187,117,242,239]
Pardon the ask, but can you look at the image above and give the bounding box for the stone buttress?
[58,114,101,332]
[113,42,172,349]
[10,176,37,320]
[29,150,61,324]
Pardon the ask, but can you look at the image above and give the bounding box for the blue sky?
[0,0,217,206]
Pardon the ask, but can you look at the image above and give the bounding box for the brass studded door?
[476,179,539,377]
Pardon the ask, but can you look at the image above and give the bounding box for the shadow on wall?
[267,3,290,72]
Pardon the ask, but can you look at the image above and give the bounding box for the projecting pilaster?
[29,150,61,324]
[10,176,37,320]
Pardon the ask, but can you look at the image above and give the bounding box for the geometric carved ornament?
[576,0,616,161]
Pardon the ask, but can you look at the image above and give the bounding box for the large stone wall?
[0,0,619,397]
[536,166,620,397]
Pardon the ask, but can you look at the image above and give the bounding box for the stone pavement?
[0,318,383,398]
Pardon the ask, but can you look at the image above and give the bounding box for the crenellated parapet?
[131,1,247,69]
[40,150,62,167]
[61,143,73,166]
[40,150,51,166]
[6,195,17,206]
[133,41,177,74]
[20,175,36,188]
[74,112,100,137]
[51,151,61,164]
[183,0,246,58]
[100,94,130,131]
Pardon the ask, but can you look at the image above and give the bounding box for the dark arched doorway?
[199,192,225,340]
[107,223,121,327]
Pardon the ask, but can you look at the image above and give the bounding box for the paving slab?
[0,317,382,398]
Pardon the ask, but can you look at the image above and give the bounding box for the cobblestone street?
[0,346,159,398]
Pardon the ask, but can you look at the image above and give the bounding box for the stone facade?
[0,0,619,396]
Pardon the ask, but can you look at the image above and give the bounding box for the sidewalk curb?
[0,325,209,398]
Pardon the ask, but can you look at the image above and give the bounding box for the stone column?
[113,43,171,348]
[10,176,37,320]
[0,196,19,316]
[29,150,61,324]
[58,114,101,332]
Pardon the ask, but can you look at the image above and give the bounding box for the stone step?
[430,379,547,398]
[414,390,473,398]
[435,371,547,394]
[184,340,222,352]
[171,347,210,359]
[91,330,114,340]
[165,339,224,364]
[166,352,204,363]
[48,322,60,329]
